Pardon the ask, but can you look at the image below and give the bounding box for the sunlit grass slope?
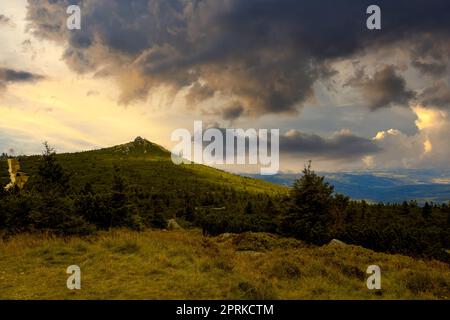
[0,229,448,300]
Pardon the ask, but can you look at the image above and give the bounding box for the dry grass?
[0,230,448,300]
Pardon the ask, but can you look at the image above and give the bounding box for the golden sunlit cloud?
[412,105,446,130]
[0,76,173,154]
[373,129,401,141]
[424,138,433,154]
[362,155,375,168]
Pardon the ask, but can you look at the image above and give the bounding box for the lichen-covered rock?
[4,159,29,191]
[167,219,183,230]
[329,239,346,246]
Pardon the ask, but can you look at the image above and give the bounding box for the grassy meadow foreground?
[0,229,448,300]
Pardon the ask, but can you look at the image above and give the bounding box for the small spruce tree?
[280,161,334,244]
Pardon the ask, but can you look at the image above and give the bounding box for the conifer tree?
[281,162,334,244]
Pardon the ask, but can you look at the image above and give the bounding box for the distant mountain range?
[244,169,450,204]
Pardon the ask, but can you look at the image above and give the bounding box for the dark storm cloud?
[419,81,450,110]
[0,68,45,89]
[26,0,450,116]
[412,61,448,78]
[410,35,450,78]
[221,104,244,121]
[200,126,381,161]
[185,83,215,107]
[280,130,381,160]
[346,66,415,110]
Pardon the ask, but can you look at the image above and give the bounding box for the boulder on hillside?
[329,239,347,246]
[167,219,183,230]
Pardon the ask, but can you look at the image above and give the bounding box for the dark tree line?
[195,163,449,262]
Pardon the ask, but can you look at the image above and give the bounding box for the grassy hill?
[0,229,448,300]
[1,137,286,198]
[0,137,287,231]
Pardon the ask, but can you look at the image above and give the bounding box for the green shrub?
[232,232,277,252]
[269,259,302,279]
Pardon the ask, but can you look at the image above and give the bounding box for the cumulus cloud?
[25,0,450,118]
[367,106,450,169]
[371,129,424,168]
[346,65,415,110]
[0,67,45,90]
[280,129,381,160]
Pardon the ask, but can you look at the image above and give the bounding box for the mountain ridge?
[246,170,450,204]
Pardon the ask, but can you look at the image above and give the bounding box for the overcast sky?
[0,0,449,173]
